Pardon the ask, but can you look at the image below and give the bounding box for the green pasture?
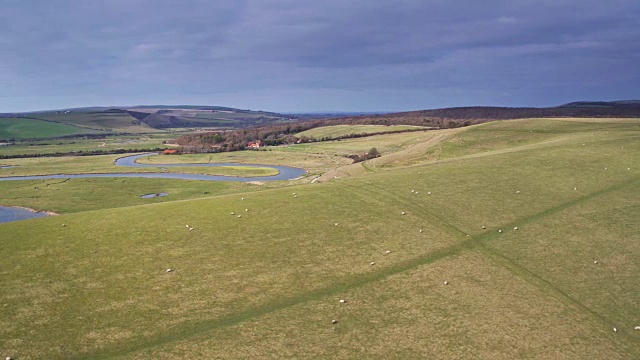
[0,118,638,359]
[296,124,426,139]
[0,118,93,140]
[35,112,160,133]
[0,136,173,157]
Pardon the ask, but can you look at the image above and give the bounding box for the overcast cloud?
[1,0,639,112]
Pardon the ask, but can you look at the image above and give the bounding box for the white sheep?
[481,226,486,229]
[370,262,376,266]
[498,229,503,233]
[593,260,598,264]
[419,229,423,233]
[339,299,346,304]
[166,269,173,272]
[385,250,391,255]
[427,192,432,195]
[634,326,640,330]
[513,227,518,230]
[230,212,235,215]
[444,281,449,285]
[401,211,406,215]
[613,327,617,333]
[332,319,338,324]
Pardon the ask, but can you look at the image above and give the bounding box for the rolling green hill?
[0,118,638,359]
[0,117,93,140]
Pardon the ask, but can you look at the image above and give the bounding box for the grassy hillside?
[34,111,160,133]
[0,117,92,140]
[0,118,638,359]
[296,124,426,139]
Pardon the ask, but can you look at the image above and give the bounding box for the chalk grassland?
[0,119,638,359]
[0,154,279,178]
[296,124,427,139]
[33,112,161,133]
[0,118,93,140]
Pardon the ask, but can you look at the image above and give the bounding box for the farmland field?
[0,118,638,359]
[0,118,93,140]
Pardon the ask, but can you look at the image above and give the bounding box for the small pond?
[0,206,51,223]
[140,192,169,199]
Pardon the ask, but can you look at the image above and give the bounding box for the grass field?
[0,136,174,157]
[0,118,93,140]
[34,112,160,133]
[296,124,426,139]
[0,118,638,359]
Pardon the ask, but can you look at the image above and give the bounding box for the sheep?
[189,227,194,231]
[370,262,376,266]
[419,229,423,233]
[444,281,449,285]
[62,224,66,227]
[593,260,598,264]
[339,299,346,304]
[245,209,249,212]
[166,269,173,272]
[332,319,338,324]
[241,197,246,200]
[574,187,577,191]
[613,327,617,333]
[237,215,242,218]
[334,223,339,226]
[516,191,520,194]
[498,229,503,233]
[230,212,235,215]
[427,192,432,195]
[634,326,640,330]
[513,227,518,230]
[401,211,406,215]
[481,226,486,229]
[385,250,391,255]
[185,225,190,228]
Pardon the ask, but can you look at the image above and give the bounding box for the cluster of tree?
[0,148,165,159]
[347,147,381,163]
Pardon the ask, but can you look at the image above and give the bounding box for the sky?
[1,0,639,113]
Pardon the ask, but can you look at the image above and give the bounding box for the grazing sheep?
[339,299,346,304]
[62,224,66,227]
[498,229,503,233]
[334,223,339,226]
[415,191,419,194]
[294,195,297,198]
[444,281,449,285]
[385,250,391,255]
[516,191,520,194]
[513,227,518,230]
[574,187,577,191]
[613,327,617,333]
[594,260,598,264]
[332,319,338,324]
[245,209,249,212]
[419,229,423,233]
[481,226,486,229]
[237,215,242,218]
[401,211,406,215]
[427,192,432,195]
[230,212,235,215]
[370,262,376,266]
[189,227,194,231]
[241,197,245,200]
[186,225,190,228]
[166,269,173,272]
[634,326,640,330]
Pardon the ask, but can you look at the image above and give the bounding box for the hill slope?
[1,118,638,358]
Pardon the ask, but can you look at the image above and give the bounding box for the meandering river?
[0,153,307,182]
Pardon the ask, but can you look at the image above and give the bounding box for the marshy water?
[0,206,50,223]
